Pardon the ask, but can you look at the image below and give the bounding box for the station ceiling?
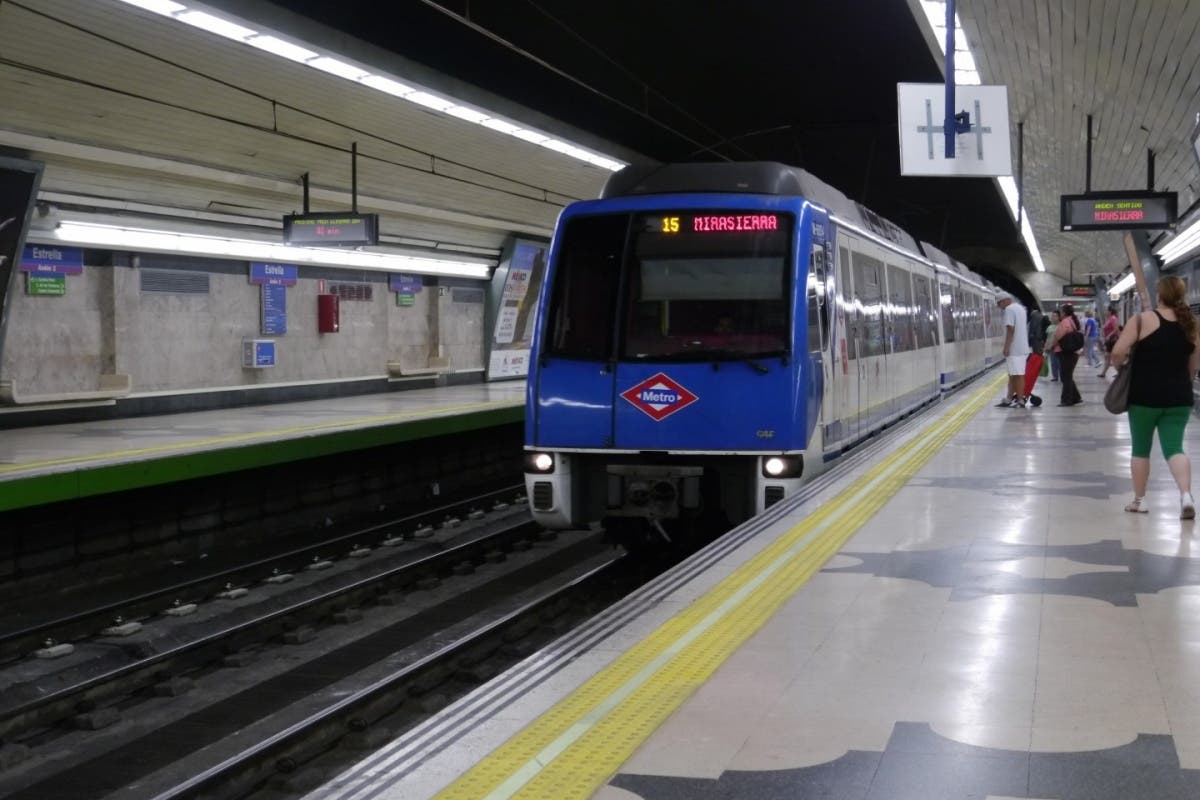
[1,0,1197,288]
[266,0,1200,285]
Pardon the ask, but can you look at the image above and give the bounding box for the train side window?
[545,214,627,360]
[807,243,828,354]
[940,281,956,343]
[839,246,857,360]
[852,252,885,358]
[912,273,930,348]
[887,264,914,353]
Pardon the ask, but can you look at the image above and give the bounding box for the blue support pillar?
[944,0,956,158]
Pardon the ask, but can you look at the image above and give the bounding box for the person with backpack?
[1045,303,1084,406]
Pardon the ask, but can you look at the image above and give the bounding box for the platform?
[0,382,524,512]
[311,368,1200,800]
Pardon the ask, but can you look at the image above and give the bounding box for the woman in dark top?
[1110,276,1200,518]
[1044,303,1083,406]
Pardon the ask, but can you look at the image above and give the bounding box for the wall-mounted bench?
[0,373,132,405]
[386,357,450,380]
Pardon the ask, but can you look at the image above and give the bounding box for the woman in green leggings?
[1110,275,1200,518]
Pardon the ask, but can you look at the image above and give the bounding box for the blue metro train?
[523,162,1002,537]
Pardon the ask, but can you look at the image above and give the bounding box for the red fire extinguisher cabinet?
[318,294,340,333]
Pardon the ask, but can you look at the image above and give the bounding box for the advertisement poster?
[487,239,548,380]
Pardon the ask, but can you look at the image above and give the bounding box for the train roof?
[602,161,920,254]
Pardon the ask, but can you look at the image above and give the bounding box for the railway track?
[0,498,626,799]
[0,483,527,664]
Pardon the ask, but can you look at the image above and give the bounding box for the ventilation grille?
[532,481,554,511]
[329,282,373,301]
[764,485,785,508]
[451,287,485,304]
[140,270,210,294]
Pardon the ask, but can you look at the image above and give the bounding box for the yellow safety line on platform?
[433,374,1003,800]
[0,400,520,475]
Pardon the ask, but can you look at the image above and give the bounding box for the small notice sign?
[27,273,66,295]
[397,292,415,307]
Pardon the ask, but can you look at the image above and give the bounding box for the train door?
[852,246,887,430]
[835,240,860,442]
[912,269,939,393]
[887,263,916,411]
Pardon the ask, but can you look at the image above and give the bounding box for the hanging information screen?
[282,213,379,246]
[1060,191,1177,231]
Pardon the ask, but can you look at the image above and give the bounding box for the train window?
[887,264,914,353]
[839,246,857,360]
[913,274,937,348]
[940,281,956,343]
[807,243,828,354]
[619,211,793,361]
[852,253,885,358]
[545,214,627,360]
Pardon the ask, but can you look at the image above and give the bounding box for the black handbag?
[1104,315,1139,414]
[1060,319,1084,352]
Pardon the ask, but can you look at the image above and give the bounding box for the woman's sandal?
[1125,497,1149,513]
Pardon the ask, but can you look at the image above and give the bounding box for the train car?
[523,162,997,540]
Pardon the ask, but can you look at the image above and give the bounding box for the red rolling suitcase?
[1023,353,1044,406]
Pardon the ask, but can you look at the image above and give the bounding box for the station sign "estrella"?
[20,245,83,274]
[249,262,298,286]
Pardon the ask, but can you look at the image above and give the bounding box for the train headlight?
[525,452,555,473]
[762,455,803,478]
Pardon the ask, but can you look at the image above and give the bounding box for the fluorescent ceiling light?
[51,221,492,279]
[308,57,368,81]
[116,0,185,15]
[1109,273,1136,296]
[479,118,522,135]
[358,75,416,98]
[245,35,317,63]
[175,10,257,41]
[510,128,549,145]
[1156,218,1200,265]
[444,106,490,124]
[110,1,627,173]
[405,91,455,112]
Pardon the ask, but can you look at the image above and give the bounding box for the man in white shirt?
[997,293,1030,408]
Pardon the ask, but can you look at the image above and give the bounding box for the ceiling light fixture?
[112,0,627,172]
[1109,272,1136,297]
[1156,218,1200,265]
[46,221,493,279]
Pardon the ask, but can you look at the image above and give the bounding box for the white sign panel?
[897,83,1012,177]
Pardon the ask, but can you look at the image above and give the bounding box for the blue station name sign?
[20,244,83,274]
[249,262,298,285]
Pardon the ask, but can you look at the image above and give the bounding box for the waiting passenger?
[1099,305,1121,378]
[1047,311,1062,382]
[1045,303,1084,406]
[1109,276,1199,518]
[1084,309,1101,368]
[995,293,1030,408]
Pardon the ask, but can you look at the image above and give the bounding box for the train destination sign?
[282,213,379,246]
[1060,191,1177,232]
[649,213,782,234]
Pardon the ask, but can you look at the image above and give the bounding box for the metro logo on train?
[621,373,699,421]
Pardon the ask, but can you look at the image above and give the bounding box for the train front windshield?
[545,211,793,364]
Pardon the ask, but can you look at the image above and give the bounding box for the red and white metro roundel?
[620,372,699,421]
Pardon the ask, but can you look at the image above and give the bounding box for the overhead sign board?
[1061,284,1095,298]
[1060,191,1177,232]
[897,83,1013,177]
[282,213,379,247]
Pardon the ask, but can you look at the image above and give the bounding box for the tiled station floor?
[313,368,1200,800]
